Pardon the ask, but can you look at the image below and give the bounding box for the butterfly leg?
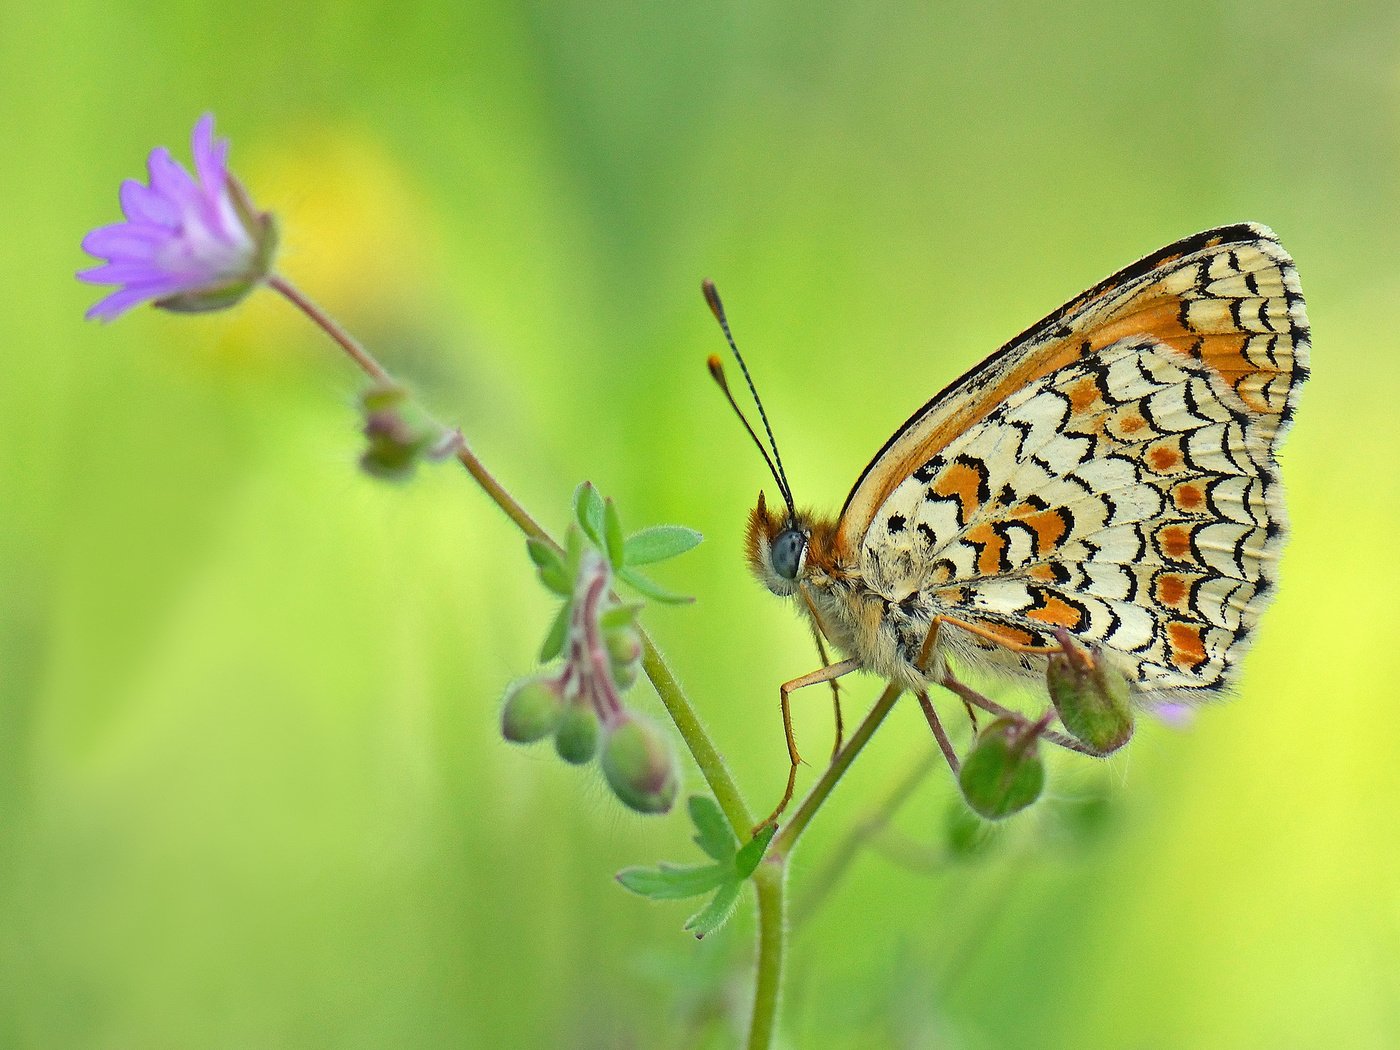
[914,691,960,775]
[756,658,861,833]
[808,625,846,761]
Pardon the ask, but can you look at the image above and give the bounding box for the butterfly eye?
[771,528,806,581]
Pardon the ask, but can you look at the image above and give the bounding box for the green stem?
[770,682,903,858]
[746,863,786,1050]
[639,637,751,833]
[268,274,752,832]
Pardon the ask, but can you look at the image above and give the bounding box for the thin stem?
[639,637,751,833]
[267,275,753,833]
[770,682,903,858]
[746,863,785,1050]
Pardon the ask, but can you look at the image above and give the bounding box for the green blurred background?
[3,1,1398,1047]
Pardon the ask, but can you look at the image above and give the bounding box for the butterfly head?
[747,491,823,597]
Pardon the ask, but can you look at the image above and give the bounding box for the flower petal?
[82,222,169,261]
[119,178,179,227]
[190,113,229,193]
[145,147,201,212]
[76,260,172,285]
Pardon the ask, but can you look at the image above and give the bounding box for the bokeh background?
[4,2,1398,1047]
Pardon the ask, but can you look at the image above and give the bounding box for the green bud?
[554,703,600,765]
[500,677,565,744]
[357,384,445,483]
[605,624,642,689]
[959,717,1046,821]
[601,718,678,814]
[1046,640,1134,755]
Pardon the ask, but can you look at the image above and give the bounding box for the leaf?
[603,498,626,570]
[564,523,584,576]
[527,539,571,596]
[598,602,644,631]
[618,566,694,605]
[538,601,571,662]
[573,482,605,546]
[734,824,776,879]
[688,796,737,863]
[685,879,743,939]
[616,862,729,900]
[624,525,703,566]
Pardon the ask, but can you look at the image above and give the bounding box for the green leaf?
[734,824,776,879]
[616,862,729,900]
[527,539,571,596]
[599,602,644,631]
[603,498,626,570]
[564,523,584,576]
[538,601,571,662]
[685,879,743,939]
[688,796,737,863]
[618,566,694,605]
[573,482,605,546]
[624,525,703,566]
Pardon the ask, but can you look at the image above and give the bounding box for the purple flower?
[78,114,276,322]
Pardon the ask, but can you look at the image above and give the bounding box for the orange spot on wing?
[1172,483,1204,511]
[1067,377,1100,414]
[931,461,986,522]
[963,523,1006,576]
[1027,563,1057,582]
[1149,445,1181,472]
[1026,595,1085,629]
[1118,413,1146,435]
[1155,574,1187,606]
[1021,508,1069,554]
[1158,525,1192,560]
[1167,621,1208,671]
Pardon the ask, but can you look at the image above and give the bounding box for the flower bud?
[601,717,678,814]
[554,702,600,765]
[605,624,642,690]
[959,717,1045,821]
[499,677,565,744]
[1046,636,1134,755]
[358,384,446,483]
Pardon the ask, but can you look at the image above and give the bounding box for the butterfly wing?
[840,224,1308,698]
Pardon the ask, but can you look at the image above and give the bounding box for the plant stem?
[770,682,903,858]
[268,274,752,833]
[746,863,786,1050]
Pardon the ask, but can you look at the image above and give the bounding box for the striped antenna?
[702,280,797,515]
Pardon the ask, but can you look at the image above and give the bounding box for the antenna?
[701,279,797,515]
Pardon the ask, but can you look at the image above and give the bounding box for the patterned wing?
[850,225,1308,699]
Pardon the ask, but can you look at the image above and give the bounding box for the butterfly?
[706,223,1308,814]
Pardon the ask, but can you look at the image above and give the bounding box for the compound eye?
[770,528,806,581]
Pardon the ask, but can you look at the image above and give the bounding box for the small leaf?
[573,482,606,545]
[538,601,571,662]
[616,862,729,900]
[564,523,585,575]
[685,879,743,939]
[527,539,571,596]
[603,499,626,570]
[624,525,703,566]
[688,796,738,863]
[618,566,694,605]
[599,602,644,631]
[734,824,776,879]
